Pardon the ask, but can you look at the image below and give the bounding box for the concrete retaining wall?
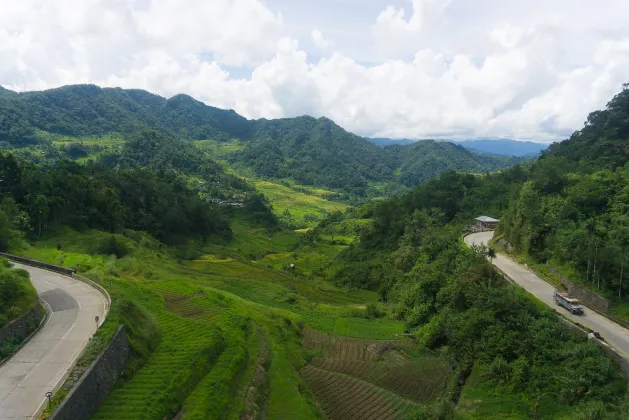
[49,325,130,420]
[547,265,610,313]
[0,303,45,349]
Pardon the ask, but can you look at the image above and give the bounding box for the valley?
[1,82,629,420]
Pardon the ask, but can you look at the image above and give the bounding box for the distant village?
[207,192,250,208]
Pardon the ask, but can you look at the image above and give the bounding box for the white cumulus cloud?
[1,0,629,142]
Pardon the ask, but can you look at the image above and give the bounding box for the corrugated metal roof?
[475,216,499,223]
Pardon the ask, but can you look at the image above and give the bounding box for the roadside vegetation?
[0,257,37,329]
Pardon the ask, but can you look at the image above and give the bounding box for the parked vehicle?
[553,291,584,315]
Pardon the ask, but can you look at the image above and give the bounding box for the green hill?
[0,84,525,197]
[325,83,629,418]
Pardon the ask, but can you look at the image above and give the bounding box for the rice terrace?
[4,14,629,419]
[300,328,451,419]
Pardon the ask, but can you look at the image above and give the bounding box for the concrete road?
[0,263,106,419]
[465,231,629,360]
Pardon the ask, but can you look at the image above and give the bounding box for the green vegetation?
[0,84,524,201]
[0,257,37,329]
[5,81,629,419]
[17,215,404,419]
[498,83,629,317]
[250,179,347,228]
[332,167,628,417]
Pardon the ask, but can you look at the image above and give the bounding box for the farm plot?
[302,327,411,362]
[301,328,449,416]
[309,357,448,402]
[92,313,225,420]
[301,365,419,420]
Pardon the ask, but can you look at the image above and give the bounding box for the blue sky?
[1,0,628,142]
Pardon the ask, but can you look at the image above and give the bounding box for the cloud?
[1,0,629,142]
[372,0,452,58]
[311,29,332,52]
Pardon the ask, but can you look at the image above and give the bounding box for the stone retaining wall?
[49,325,130,420]
[0,303,45,350]
[547,265,610,313]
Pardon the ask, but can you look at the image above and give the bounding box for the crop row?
[301,365,418,420]
[309,358,448,402]
[92,311,225,419]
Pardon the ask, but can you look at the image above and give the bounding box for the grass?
[0,258,39,329]
[18,217,405,419]
[457,364,579,420]
[300,329,448,419]
[250,179,347,227]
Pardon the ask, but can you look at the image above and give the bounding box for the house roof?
[475,216,499,223]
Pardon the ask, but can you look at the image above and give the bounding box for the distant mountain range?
[0,84,530,197]
[367,137,549,157]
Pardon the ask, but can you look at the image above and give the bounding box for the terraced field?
[301,365,419,420]
[301,328,450,419]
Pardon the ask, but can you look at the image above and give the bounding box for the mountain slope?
[0,84,252,143]
[448,139,548,156]
[385,141,525,187]
[0,84,525,196]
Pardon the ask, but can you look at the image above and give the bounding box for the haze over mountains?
[0,84,527,197]
[368,137,549,157]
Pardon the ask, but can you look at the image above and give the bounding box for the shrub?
[96,235,132,258]
[364,302,383,319]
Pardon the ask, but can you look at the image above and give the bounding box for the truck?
[553,291,584,315]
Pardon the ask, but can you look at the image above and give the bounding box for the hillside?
[384,140,525,187]
[323,83,629,418]
[0,85,525,197]
[368,137,549,157]
[499,83,629,309]
[449,139,549,156]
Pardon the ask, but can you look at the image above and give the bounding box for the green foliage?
[500,83,629,301]
[0,259,38,328]
[331,156,628,414]
[0,152,231,244]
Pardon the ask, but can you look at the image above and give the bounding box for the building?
[475,216,499,230]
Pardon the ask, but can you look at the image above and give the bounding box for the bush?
[364,302,383,319]
[96,235,133,258]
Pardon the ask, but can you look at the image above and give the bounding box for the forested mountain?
[0,84,524,196]
[501,83,629,298]
[448,139,549,156]
[366,137,415,147]
[232,116,395,195]
[322,83,629,417]
[0,84,251,144]
[384,140,525,187]
[368,137,549,156]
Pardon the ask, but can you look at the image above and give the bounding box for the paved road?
[465,231,629,360]
[0,263,106,419]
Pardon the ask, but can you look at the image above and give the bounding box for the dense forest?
[0,84,525,197]
[0,153,234,246]
[500,83,629,300]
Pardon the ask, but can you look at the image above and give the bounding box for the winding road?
[0,263,106,419]
[465,231,629,360]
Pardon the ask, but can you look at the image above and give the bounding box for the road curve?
[465,231,629,360]
[0,263,106,419]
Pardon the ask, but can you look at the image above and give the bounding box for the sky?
[1,0,629,142]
